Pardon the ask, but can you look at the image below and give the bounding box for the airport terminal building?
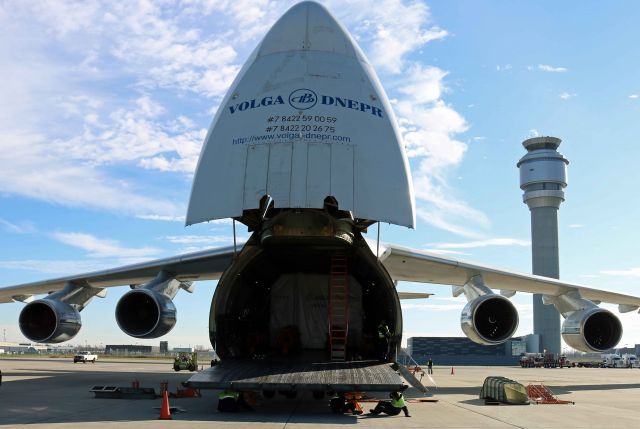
[407,336,538,366]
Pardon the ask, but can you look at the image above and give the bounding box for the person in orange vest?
[369,391,410,417]
[329,393,363,415]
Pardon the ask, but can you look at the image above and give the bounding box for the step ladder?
[329,253,349,361]
[526,384,574,404]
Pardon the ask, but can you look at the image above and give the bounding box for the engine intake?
[115,288,176,338]
[19,299,82,343]
[562,307,622,352]
[461,294,519,345]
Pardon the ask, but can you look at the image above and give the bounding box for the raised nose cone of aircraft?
[256,1,366,60]
[187,1,415,228]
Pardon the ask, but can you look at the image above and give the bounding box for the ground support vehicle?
[174,352,198,372]
[73,351,97,363]
[520,353,572,368]
[602,354,624,368]
[621,354,639,368]
[575,361,606,368]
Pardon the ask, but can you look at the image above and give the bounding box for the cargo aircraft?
[2,2,639,393]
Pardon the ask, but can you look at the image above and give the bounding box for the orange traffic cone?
[451,366,455,375]
[159,390,172,420]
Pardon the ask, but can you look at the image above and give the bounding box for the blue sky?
[1,0,639,350]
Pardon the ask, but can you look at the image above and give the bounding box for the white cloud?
[210,218,234,225]
[422,249,470,256]
[538,64,568,72]
[55,94,206,174]
[401,303,464,311]
[529,129,540,137]
[164,235,247,245]
[427,238,530,249]
[417,206,486,239]
[600,268,640,278]
[137,214,186,222]
[332,0,448,74]
[496,64,512,71]
[0,132,180,216]
[0,259,108,275]
[0,218,36,234]
[397,65,449,104]
[629,94,639,99]
[568,223,584,228]
[52,232,161,258]
[559,92,576,100]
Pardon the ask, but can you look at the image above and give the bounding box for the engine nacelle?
[115,288,177,338]
[460,294,519,345]
[562,307,622,352]
[19,299,82,343]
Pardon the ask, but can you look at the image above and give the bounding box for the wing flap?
[380,244,640,308]
[397,292,433,300]
[0,246,235,303]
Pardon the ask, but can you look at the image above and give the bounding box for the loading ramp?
[185,358,403,392]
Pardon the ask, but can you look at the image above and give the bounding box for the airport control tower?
[517,136,569,355]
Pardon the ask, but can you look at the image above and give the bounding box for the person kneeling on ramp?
[369,391,410,417]
[217,389,252,412]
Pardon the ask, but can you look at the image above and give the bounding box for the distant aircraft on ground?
[2,1,638,393]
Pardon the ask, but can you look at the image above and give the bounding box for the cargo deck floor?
[186,359,403,392]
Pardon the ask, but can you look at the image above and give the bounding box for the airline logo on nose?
[288,89,317,110]
[227,89,383,118]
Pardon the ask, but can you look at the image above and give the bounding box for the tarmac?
[1,357,639,428]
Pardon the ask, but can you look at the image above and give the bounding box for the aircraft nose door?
[243,141,354,211]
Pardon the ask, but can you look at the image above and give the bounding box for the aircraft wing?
[0,245,432,303]
[380,244,640,311]
[0,246,236,303]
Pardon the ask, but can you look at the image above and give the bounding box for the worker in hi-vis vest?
[377,320,391,360]
[369,391,411,417]
[217,389,253,412]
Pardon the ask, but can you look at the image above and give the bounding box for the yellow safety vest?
[218,390,239,400]
[378,324,390,338]
[391,394,406,408]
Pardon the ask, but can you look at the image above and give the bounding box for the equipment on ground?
[90,385,157,399]
[173,352,198,372]
[479,376,529,405]
[527,384,574,404]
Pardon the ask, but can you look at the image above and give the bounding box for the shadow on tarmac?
[0,365,369,425]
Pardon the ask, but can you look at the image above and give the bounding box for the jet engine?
[561,307,622,352]
[460,294,519,345]
[115,288,177,339]
[115,272,191,339]
[19,298,82,343]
